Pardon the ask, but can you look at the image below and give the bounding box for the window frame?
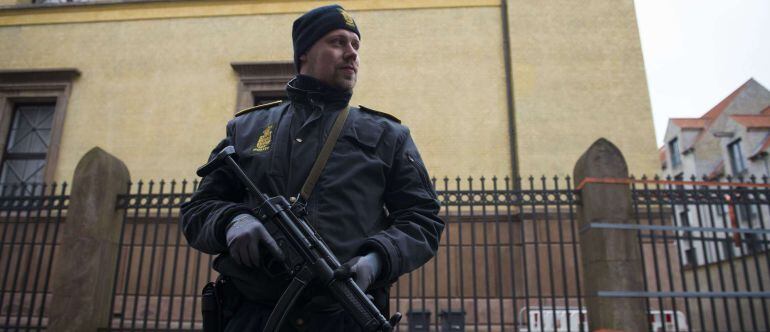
[669,137,681,167]
[728,138,747,175]
[0,69,79,184]
[231,62,293,113]
[0,102,56,188]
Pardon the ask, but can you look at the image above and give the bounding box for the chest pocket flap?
[347,120,385,149]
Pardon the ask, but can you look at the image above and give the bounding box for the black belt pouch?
[202,276,241,332]
[202,281,222,332]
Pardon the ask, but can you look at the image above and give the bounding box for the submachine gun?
[197,145,402,332]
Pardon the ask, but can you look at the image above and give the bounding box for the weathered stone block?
[49,147,130,332]
[573,139,646,331]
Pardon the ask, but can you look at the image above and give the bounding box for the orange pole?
[575,177,770,191]
[724,194,742,246]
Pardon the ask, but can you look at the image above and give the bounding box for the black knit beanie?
[292,4,360,72]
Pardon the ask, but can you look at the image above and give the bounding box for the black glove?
[225,214,284,268]
[338,252,382,292]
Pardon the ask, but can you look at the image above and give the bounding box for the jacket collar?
[286,75,352,110]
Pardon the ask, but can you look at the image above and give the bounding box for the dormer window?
[669,138,681,167]
[728,139,747,174]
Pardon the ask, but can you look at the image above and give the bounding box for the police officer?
[181,4,443,331]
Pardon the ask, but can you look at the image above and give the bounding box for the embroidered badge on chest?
[253,124,274,153]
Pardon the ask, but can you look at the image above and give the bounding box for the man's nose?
[344,43,358,62]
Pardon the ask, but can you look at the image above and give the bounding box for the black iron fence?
[629,175,770,332]
[0,183,69,331]
[107,179,212,332]
[394,176,583,332]
[2,176,770,331]
[101,176,587,332]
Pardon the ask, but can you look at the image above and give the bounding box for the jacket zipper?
[407,153,437,199]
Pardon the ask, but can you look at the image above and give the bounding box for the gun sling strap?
[298,105,350,201]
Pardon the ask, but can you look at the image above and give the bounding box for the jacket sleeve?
[361,128,444,284]
[180,121,253,255]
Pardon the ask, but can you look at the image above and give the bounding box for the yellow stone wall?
[0,0,658,183]
[507,0,658,177]
[0,0,22,6]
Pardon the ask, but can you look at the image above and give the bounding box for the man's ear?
[298,54,308,73]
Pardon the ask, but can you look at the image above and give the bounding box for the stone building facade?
[0,0,658,183]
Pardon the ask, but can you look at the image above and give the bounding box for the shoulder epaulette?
[358,105,401,123]
[235,100,283,117]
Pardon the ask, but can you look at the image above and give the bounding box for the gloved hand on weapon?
[336,252,382,292]
[226,213,285,268]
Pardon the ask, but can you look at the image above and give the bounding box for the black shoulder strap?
[299,106,350,201]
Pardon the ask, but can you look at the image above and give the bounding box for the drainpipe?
[500,0,519,185]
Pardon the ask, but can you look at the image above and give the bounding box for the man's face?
[299,29,360,91]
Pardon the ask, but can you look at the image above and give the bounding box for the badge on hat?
[253,124,274,153]
[338,8,356,28]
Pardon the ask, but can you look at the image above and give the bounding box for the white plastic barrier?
[517,307,687,332]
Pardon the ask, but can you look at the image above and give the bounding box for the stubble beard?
[334,70,356,91]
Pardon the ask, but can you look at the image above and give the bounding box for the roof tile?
[671,118,708,129]
[749,134,770,160]
[730,115,770,129]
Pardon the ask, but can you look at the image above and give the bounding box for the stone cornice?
[0,0,498,27]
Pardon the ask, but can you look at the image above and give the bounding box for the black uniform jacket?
[180,76,444,303]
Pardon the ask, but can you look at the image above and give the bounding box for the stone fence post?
[573,138,646,331]
[49,147,130,332]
